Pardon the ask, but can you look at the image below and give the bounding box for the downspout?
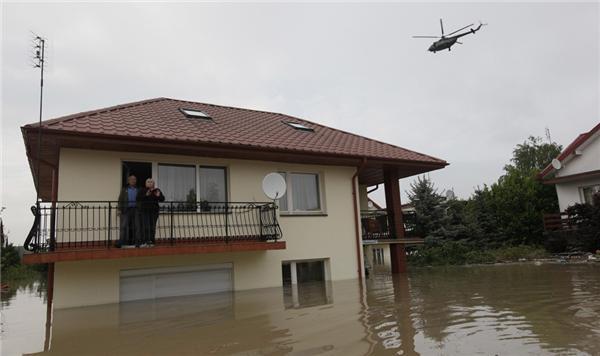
[44,166,58,352]
[352,158,367,280]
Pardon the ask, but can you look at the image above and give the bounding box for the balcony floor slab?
[22,240,286,264]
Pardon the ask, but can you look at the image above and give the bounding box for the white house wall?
[555,177,600,211]
[556,133,600,177]
[54,148,361,308]
[553,132,600,210]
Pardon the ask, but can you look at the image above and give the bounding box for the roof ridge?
[162,97,447,164]
[26,97,168,128]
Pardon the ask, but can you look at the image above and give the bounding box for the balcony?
[542,212,578,232]
[23,201,284,264]
[360,209,424,245]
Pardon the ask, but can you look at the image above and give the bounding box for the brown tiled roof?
[539,121,600,179]
[24,97,446,165]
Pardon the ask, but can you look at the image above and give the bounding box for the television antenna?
[262,173,287,201]
[545,127,553,144]
[31,33,46,201]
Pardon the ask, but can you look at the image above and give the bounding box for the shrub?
[408,242,548,266]
[1,243,20,271]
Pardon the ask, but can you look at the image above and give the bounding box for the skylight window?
[180,108,211,119]
[284,121,314,132]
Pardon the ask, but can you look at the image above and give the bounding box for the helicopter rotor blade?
[440,18,444,36]
[445,24,474,37]
[456,41,463,44]
[412,36,441,38]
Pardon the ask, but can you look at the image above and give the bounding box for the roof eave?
[21,126,448,169]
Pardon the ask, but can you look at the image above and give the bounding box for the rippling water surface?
[2,263,600,355]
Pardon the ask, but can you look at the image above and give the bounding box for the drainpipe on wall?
[44,166,58,352]
[352,158,367,280]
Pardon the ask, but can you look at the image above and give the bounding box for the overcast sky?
[1,2,599,244]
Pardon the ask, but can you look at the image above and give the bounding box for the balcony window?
[199,167,227,208]
[158,164,197,206]
[277,172,289,211]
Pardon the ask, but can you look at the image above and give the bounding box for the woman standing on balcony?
[137,178,165,247]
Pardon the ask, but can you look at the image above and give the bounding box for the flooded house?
[21,98,447,309]
[539,122,600,230]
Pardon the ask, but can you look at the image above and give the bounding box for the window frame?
[278,171,326,216]
[150,163,229,213]
[282,121,314,132]
[179,108,212,120]
[197,165,229,203]
[156,163,198,212]
[580,184,600,205]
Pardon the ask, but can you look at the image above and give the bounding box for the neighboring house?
[539,122,600,211]
[21,98,447,308]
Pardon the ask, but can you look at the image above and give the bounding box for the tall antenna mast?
[32,34,46,201]
[545,126,552,144]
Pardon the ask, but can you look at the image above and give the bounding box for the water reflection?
[2,263,600,355]
[283,281,333,309]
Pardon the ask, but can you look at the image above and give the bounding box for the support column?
[383,167,407,273]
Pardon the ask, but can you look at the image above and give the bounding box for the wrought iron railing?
[360,209,417,240]
[24,201,282,252]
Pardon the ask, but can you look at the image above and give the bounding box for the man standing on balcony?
[116,174,139,248]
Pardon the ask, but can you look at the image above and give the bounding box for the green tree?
[487,136,562,245]
[407,176,446,239]
[505,136,562,174]
[430,198,475,243]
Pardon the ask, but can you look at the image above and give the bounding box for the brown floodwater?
[2,263,600,355]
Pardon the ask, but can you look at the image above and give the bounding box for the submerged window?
[180,108,211,119]
[283,121,314,132]
[373,248,385,265]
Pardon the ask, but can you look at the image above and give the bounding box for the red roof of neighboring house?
[539,122,600,179]
[23,97,446,165]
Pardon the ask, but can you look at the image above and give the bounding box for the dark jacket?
[118,186,139,213]
[137,188,165,214]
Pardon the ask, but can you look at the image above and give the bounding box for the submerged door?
[119,264,233,302]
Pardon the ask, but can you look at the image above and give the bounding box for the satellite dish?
[551,158,562,170]
[262,173,287,200]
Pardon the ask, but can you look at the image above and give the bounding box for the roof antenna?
[545,126,552,144]
[31,33,46,201]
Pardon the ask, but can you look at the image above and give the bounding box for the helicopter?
[413,19,486,53]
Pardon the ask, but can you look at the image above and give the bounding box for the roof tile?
[25,97,446,165]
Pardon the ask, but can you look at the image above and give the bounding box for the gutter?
[352,158,367,280]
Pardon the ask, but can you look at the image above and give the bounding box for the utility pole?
[32,34,46,201]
